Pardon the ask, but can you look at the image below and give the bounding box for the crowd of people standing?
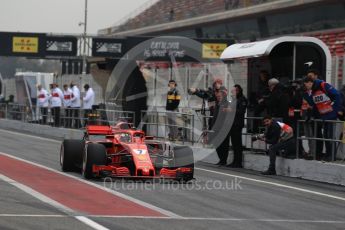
[37,82,95,128]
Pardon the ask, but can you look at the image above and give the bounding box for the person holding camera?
[211,86,232,165]
[254,115,294,175]
[188,78,223,129]
[166,80,180,141]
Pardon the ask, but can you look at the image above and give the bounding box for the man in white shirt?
[37,84,49,124]
[63,84,73,128]
[70,81,81,128]
[49,83,64,127]
[82,84,95,126]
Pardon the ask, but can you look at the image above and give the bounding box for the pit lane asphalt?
[0,128,345,230]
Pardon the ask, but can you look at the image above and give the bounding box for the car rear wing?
[86,125,113,135]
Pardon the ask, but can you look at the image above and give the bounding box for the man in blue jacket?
[303,75,341,161]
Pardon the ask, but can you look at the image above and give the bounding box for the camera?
[187,88,195,95]
[288,78,303,88]
[251,133,265,142]
[188,87,214,97]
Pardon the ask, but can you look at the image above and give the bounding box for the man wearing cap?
[82,84,95,126]
[63,84,73,128]
[70,82,81,128]
[37,84,49,125]
[303,75,341,161]
[49,83,63,127]
[166,80,181,140]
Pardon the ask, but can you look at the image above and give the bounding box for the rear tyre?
[172,146,194,182]
[82,143,107,179]
[60,139,85,172]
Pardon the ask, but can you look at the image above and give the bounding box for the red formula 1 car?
[60,122,194,182]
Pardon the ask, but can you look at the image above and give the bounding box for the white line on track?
[0,174,109,230]
[0,174,75,214]
[88,216,345,223]
[0,214,66,217]
[0,151,181,218]
[1,214,344,224]
[75,216,110,230]
[196,167,345,202]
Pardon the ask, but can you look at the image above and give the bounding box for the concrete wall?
[244,153,345,186]
[197,146,345,186]
[0,119,84,140]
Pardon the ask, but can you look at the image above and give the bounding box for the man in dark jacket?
[211,86,232,165]
[227,84,248,168]
[252,70,270,132]
[266,78,289,123]
[166,80,180,140]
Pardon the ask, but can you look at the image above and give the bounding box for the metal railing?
[1,102,344,162]
[242,116,345,162]
[243,116,268,154]
[0,103,136,129]
[296,119,344,161]
[140,110,195,144]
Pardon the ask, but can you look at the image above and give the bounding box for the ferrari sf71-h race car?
[60,122,194,182]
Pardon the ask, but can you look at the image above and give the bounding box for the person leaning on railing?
[303,73,341,161]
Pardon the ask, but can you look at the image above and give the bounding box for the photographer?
[188,78,223,129]
[211,86,231,165]
[253,115,295,175]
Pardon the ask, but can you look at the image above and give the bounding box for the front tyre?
[60,139,84,172]
[82,143,107,179]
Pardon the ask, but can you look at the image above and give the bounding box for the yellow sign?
[202,43,227,59]
[12,37,39,53]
